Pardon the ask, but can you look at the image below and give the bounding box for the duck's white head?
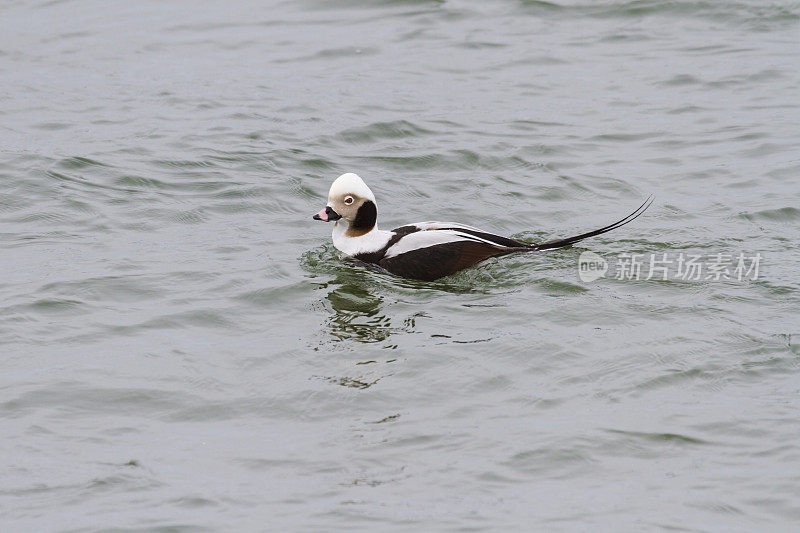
[313,173,378,235]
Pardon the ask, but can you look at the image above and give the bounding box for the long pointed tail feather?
[530,195,653,251]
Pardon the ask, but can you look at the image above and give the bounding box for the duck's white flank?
[383,229,487,258]
[408,221,485,233]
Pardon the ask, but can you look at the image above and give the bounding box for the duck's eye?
[344,196,354,205]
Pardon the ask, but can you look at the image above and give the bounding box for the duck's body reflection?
[315,273,402,390]
[306,255,507,389]
[324,277,394,344]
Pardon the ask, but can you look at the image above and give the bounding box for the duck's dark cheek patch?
[346,200,378,237]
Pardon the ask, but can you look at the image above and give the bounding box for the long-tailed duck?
[312,173,652,281]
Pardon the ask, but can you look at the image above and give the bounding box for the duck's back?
[356,223,532,281]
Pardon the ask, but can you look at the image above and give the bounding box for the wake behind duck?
[312,173,652,281]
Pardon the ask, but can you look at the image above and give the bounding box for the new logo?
[578,251,608,282]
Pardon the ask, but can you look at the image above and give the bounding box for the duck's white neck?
[331,220,392,257]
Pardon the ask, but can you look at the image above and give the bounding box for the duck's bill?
[312,206,341,221]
